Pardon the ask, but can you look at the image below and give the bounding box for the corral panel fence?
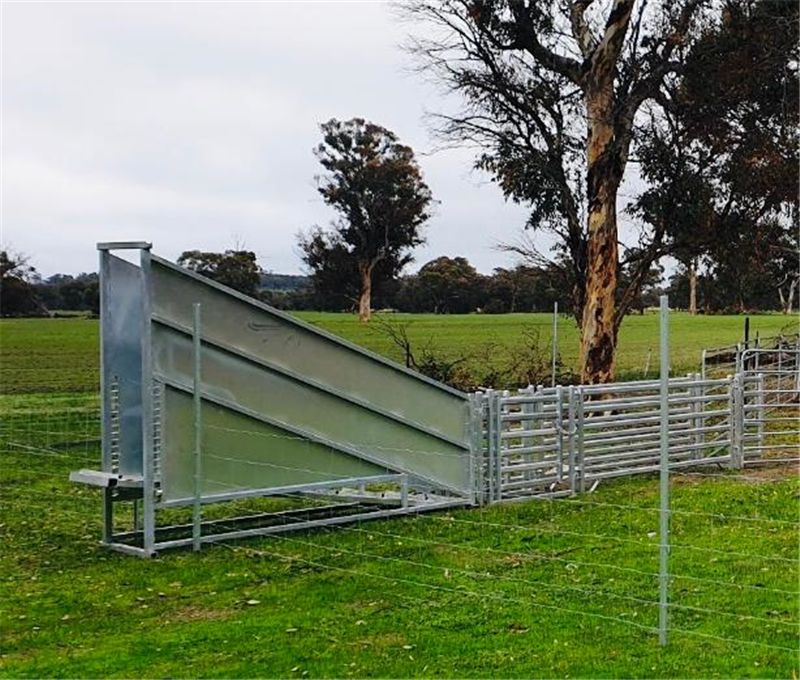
[739,347,800,465]
[478,375,738,503]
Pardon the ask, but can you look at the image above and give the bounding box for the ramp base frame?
[101,472,471,557]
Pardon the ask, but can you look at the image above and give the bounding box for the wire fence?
[1,337,798,673]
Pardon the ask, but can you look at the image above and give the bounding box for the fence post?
[730,375,743,469]
[756,372,765,457]
[567,386,576,495]
[551,301,558,388]
[498,390,509,500]
[522,385,535,486]
[486,389,496,503]
[694,372,704,458]
[555,385,564,482]
[192,303,203,553]
[576,386,586,493]
[658,294,670,647]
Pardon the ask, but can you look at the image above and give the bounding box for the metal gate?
[481,375,737,502]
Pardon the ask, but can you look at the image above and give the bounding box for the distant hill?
[259,272,310,292]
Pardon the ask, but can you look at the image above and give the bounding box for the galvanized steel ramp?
[71,243,477,556]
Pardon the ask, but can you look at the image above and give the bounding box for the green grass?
[0,315,798,678]
[296,311,798,381]
[1,313,796,393]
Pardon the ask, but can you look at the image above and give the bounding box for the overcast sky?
[2,0,562,278]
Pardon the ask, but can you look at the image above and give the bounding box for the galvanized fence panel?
[740,348,800,465]
[480,375,736,502]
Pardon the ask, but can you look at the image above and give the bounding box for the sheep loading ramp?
[70,243,479,556]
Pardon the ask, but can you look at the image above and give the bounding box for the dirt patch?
[672,462,798,486]
[737,462,799,482]
[169,605,234,623]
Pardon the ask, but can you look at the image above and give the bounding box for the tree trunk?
[358,262,373,322]
[786,278,798,315]
[579,86,621,385]
[688,259,698,315]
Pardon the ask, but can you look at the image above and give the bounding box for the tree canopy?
[300,118,433,321]
[177,249,261,297]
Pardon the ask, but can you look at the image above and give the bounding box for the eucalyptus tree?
[407,0,709,383]
[302,118,433,322]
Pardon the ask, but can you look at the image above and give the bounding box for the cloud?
[1,1,531,277]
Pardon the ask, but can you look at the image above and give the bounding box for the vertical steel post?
[486,389,496,503]
[98,248,113,544]
[756,372,765,456]
[694,373,704,458]
[731,374,743,469]
[658,294,670,647]
[467,392,482,505]
[727,375,736,466]
[497,390,508,501]
[576,387,586,493]
[192,303,204,551]
[521,386,535,485]
[555,385,564,481]
[551,302,558,388]
[139,247,156,557]
[566,386,576,494]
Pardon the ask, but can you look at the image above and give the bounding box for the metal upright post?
[731,374,743,469]
[756,372,765,455]
[192,303,203,552]
[551,302,558,388]
[694,373,704,458]
[486,389,496,503]
[576,387,586,493]
[567,387,576,495]
[140,247,156,557]
[658,294,670,647]
[555,385,564,482]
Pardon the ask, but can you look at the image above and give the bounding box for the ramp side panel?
[102,254,145,476]
[152,324,472,494]
[149,258,468,444]
[160,388,388,503]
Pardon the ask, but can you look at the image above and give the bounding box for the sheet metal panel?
[152,323,471,497]
[160,387,387,503]
[149,256,469,444]
[101,253,145,476]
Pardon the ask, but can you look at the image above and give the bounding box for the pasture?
[0,315,798,678]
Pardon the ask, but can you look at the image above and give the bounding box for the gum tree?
[407,0,707,383]
[304,118,433,322]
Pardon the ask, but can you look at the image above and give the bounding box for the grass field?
[300,311,798,385]
[0,315,798,678]
[1,311,797,393]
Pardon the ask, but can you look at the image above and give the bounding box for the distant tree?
[407,256,484,313]
[0,251,44,317]
[302,118,433,322]
[177,250,261,297]
[299,227,406,311]
[487,264,564,314]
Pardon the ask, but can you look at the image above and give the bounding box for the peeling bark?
[579,84,623,384]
